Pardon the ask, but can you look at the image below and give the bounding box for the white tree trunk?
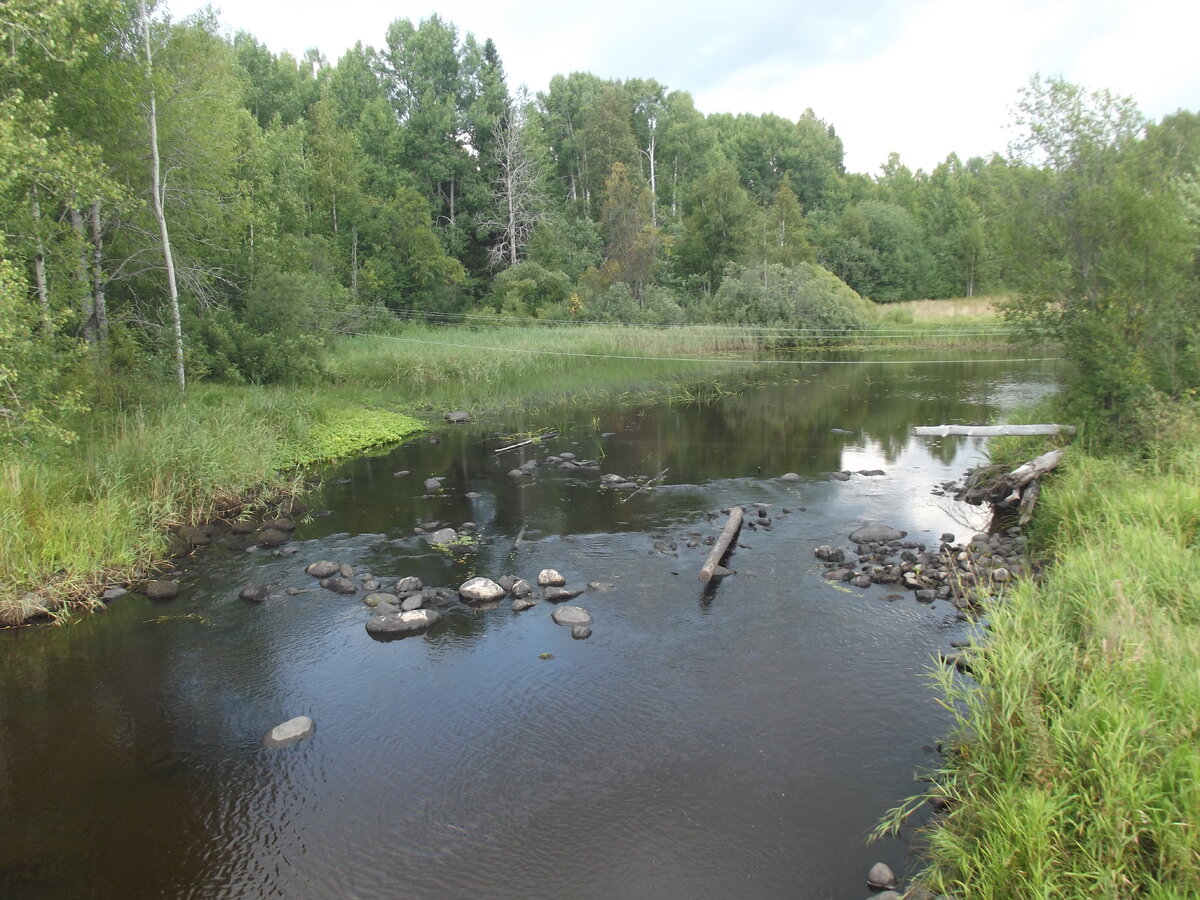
[30,186,51,332]
[90,201,108,343]
[142,0,185,391]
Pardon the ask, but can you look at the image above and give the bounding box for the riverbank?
[0,325,780,625]
[888,411,1200,896]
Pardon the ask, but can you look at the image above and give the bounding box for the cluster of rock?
[862,861,958,899]
[815,521,1034,610]
[294,561,602,642]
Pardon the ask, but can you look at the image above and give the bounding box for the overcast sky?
[170,0,1200,174]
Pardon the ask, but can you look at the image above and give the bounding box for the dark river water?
[0,352,1060,899]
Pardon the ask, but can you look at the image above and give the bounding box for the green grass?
[0,384,421,624]
[884,412,1200,898]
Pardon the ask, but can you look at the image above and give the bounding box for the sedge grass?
[886,415,1200,898]
[0,384,421,624]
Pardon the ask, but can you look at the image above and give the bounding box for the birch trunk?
[141,0,185,391]
[90,201,108,343]
[30,187,51,333]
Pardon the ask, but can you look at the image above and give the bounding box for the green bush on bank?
[900,414,1200,898]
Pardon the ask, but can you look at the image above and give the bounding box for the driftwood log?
[956,448,1065,524]
[699,507,744,582]
[913,424,1077,437]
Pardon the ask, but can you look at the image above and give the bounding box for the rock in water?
[543,586,584,603]
[365,608,440,640]
[144,580,179,600]
[551,606,593,627]
[571,626,592,640]
[849,522,907,544]
[239,583,269,602]
[867,861,897,890]
[537,568,566,586]
[459,577,506,603]
[425,528,457,545]
[305,560,339,578]
[262,715,315,749]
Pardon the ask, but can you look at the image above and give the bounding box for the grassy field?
[881,413,1200,897]
[882,295,1003,323]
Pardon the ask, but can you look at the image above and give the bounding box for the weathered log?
[700,507,744,582]
[494,431,559,454]
[511,524,526,554]
[913,424,1077,437]
[1018,479,1041,526]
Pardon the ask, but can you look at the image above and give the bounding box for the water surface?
[0,351,1060,898]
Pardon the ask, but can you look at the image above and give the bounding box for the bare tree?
[140,0,185,391]
[486,109,544,269]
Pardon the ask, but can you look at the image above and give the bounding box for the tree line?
[2,1,1197,445]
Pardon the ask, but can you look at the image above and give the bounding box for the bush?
[710,262,872,329]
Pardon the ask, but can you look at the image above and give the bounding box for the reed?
[884,412,1200,897]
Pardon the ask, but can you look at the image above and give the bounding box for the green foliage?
[1001,76,1200,442]
[0,240,84,447]
[900,423,1200,897]
[710,262,871,328]
[480,262,571,318]
[814,199,934,302]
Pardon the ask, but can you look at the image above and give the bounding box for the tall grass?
[888,415,1200,897]
[0,385,421,623]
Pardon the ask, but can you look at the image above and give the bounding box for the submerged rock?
[571,625,593,640]
[543,586,584,603]
[262,715,315,749]
[319,576,357,595]
[849,522,907,544]
[239,583,269,603]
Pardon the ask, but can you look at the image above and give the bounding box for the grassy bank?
[0,384,423,624]
[889,415,1200,897]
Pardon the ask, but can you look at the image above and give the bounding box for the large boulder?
[849,522,907,544]
[365,608,440,640]
[459,577,506,604]
[262,715,315,749]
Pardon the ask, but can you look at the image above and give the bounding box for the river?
[0,350,1060,898]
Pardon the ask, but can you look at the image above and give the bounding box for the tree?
[1002,76,1199,430]
[485,102,546,269]
[599,162,661,300]
[675,153,757,288]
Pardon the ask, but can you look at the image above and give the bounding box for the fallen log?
[913,424,1077,437]
[700,507,744,582]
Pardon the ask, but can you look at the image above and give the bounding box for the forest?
[2,0,1199,446]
